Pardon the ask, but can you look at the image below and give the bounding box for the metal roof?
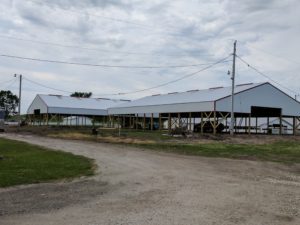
[27,94,130,116]
[38,94,129,110]
[110,82,265,108]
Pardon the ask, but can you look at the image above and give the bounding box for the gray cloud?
[0,0,299,112]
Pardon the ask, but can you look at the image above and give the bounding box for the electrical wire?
[236,55,299,95]
[23,78,72,94]
[238,41,300,65]
[28,0,185,38]
[0,53,229,69]
[20,55,231,97]
[2,78,18,90]
[28,0,155,30]
[0,35,212,57]
[0,78,16,86]
[94,55,232,96]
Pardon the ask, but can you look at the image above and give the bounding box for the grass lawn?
[134,141,300,164]
[0,138,95,188]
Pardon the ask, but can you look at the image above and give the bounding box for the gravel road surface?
[0,133,299,225]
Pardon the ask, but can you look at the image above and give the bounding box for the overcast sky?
[0,0,299,113]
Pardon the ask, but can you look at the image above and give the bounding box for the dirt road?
[1,133,299,225]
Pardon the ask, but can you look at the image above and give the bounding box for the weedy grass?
[132,141,300,164]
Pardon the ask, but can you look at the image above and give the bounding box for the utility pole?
[14,74,22,125]
[230,40,237,136]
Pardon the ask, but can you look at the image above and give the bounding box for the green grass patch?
[133,141,300,164]
[0,138,95,187]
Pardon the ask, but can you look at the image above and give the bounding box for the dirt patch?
[0,180,108,216]
[0,133,299,225]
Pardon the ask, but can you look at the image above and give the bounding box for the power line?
[239,41,300,65]
[24,77,72,94]
[0,78,16,86]
[23,78,72,94]
[0,35,211,57]
[2,78,18,90]
[20,55,231,97]
[236,55,299,95]
[94,55,232,96]
[0,53,229,69]
[28,0,185,39]
[28,0,155,30]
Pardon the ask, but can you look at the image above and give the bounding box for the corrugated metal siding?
[216,83,300,116]
[108,83,265,114]
[27,94,129,116]
[27,95,48,114]
[109,101,214,114]
[111,83,263,109]
[48,107,108,116]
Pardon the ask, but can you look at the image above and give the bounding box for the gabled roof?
[110,82,266,108]
[38,94,129,110]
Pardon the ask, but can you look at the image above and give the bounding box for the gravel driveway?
[0,133,299,225]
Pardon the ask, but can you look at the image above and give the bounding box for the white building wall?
[48,107,108,116]
[109,101,214,114]
[27,95,48,114]
[216,83,300,116]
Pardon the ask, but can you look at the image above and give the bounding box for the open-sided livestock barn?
[27,94,130,126]
[108,82,300,135]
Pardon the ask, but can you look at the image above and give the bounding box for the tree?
[70,92,92,98]
[0,90,19,118]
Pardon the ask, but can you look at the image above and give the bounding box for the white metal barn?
[27,94,130,126]
[108,82,300,134]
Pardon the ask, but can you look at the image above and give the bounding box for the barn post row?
[27,82,300,135]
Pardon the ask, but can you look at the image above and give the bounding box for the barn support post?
[245,116,249,134]
[189,112,192,132]
[56,114,59,126]
[213,111,217,135]
[267,117,270,134]
[177,113,180,128]
[168,113,171,133]
[143,113,146,130]
[279,114,283,135]
[118,116,121,136]
[234,117,237,133]
[293,117,296,136]
[200,112,204,134]
[255,117,258,134]
[248,114,251,135]
[151,113,154,130]
[295,117,300,135]
[193,116,196,132]
[159,113,162,131]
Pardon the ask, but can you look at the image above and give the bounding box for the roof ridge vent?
[97,98,110,100]
[152,94,161,96]
[120,99,131,102]
[236,83,253,87]
[167,92,178,95]
[209,86,223,90]
[186,89,199,92]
